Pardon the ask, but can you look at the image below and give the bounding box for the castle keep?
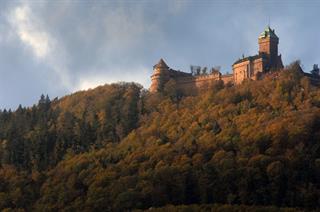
[150,26,284,93]
[233,26,283,84]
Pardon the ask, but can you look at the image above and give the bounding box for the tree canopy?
[0,63,320,211]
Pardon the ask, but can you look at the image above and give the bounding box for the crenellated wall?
[150,67,234,95]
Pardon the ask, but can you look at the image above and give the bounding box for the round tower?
[150,58,170,92]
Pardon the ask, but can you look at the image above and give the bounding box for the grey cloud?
[0,0,320,109]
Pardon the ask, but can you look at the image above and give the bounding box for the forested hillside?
[0,62,320,211]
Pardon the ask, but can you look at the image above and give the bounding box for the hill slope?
[1,62,320,211]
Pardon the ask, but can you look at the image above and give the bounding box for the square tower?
[258,26,279,68]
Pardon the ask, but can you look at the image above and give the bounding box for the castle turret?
[150,58,170,92]
[258,26,282,69]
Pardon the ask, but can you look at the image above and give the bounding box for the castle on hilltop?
[150,26,284,93]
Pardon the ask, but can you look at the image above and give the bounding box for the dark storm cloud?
[0,0,319,109]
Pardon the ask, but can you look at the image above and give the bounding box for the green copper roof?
[259,26,278,39]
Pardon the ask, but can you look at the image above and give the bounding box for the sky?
[0,0,319,109]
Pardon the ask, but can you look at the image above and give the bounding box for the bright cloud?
[6,2,157,94]
[9,5,51,59]
[7,3,73,92]
[76,67,150,91]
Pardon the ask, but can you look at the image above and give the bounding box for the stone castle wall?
[152,69,234,95]
[233,57,266,84]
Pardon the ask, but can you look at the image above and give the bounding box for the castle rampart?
[150,59,233,95]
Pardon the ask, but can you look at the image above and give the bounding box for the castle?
[150,26,284,93]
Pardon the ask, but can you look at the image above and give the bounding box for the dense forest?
[0,62,320,211]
